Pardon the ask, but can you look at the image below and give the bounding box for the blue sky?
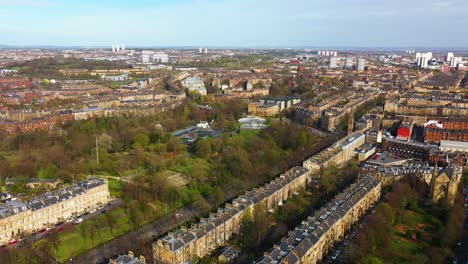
[0,0,467,47]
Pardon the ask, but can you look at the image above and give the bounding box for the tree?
[133,133,150,149]
[210,186,225,207]
[195,139,212,158]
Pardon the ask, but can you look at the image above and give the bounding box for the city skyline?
[1,0,467,48]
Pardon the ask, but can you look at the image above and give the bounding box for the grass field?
[34,208,133,262]
[32,202,170,263]
[385,207,443,263]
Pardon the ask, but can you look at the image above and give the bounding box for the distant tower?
[329,57,338,69]
[376,126,383,143]
[345,58,354,70]
[199,47,203,53]
[357,58,366,71]
[204,48,208,54]
[446,52,454,62]
[112,45,116,52]
[348,111,354,135]
[121,44,125,51]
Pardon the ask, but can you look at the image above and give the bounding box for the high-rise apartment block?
[329,57,338,69]
[357,58,366,71]
[344,58,354,70]
[416,52,432,68]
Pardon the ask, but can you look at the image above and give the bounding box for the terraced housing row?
[153,132,368,264]
[255,175,381,264]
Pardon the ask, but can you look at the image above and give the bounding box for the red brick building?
[424,118,468,143]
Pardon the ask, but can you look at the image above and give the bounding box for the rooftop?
[256,176,381,263]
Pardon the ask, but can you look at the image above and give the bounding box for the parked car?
[74,218,83,224]
[89,209,97,213]
[7,240,17,246]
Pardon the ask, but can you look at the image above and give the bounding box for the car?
[37,229,46,234]
[97,205,105,210]
[89,209,97,213]
[66,218,74,223]
[7,240,17,246]
[55,221,64,227]
[0,244,8,252]
[74,218,83,224]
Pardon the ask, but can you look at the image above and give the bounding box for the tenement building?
[255,176,381,264]
[381,138,436,161]
[0,177,110,244]
[153,167,310,264]
[303,133,365,172]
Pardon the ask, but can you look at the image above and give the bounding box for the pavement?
[69,204,199,264]
[323,206,377,264]
[46,130,344,264]
[16,199,123,248]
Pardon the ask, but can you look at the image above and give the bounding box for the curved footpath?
[60,132,343,264]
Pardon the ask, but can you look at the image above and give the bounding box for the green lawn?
[107,178,123,197]
[35,208,142,262]
[386,207,443,262]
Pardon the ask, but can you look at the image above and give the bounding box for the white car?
[89,209,97,213]
[74,218,83,224]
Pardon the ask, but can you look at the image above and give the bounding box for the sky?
[0,0,467,48]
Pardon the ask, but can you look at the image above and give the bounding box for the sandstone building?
[303,133,365,172]
[153,167,310,264]
[256,176,381,264]
[0,177,110,244]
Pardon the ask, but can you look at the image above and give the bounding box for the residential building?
[181,76,207,95]
[109,251,146,264]
[416,52,432,68]
[344,58,353,70]
[329,57,338,69]
[153,167,310,264]
[357,58,366,71]
[142,51,155,64]
[153,52,169,64]
[101,74,129,82]
[256,176,381,264]
[248,97,301,117]
[303,132,366,172]
[0,177,110,245]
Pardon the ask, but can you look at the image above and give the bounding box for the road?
[323,206,377,264]
[454,184,468,264]
[69,204,200,264]
[63,131,345,264]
